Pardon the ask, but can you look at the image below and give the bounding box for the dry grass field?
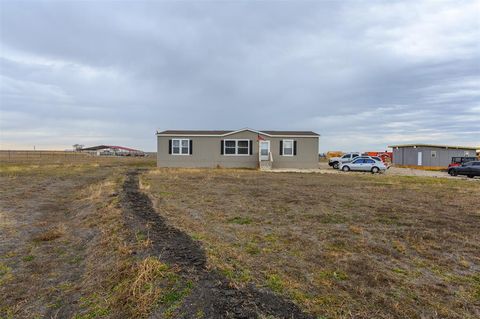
[0,160,181,319]
[1,158,479,318]
[142,169,480,319]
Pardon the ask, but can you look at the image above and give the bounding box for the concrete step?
[260,161,272,170]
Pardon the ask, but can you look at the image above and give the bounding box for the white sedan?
[339,158,387,174]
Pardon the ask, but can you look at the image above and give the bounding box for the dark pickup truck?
[448,161,480,178]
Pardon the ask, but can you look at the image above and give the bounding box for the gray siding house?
[389,144,478,168]
[157,128,320,169]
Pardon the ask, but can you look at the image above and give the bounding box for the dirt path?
[121,170,314,319]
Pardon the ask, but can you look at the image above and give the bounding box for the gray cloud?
[1,0,479,151]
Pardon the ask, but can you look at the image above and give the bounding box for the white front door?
[259,141,270,160]
[417,152,422,166]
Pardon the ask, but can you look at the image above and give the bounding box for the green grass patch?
[0,262,13,285]
[135,231,147,241]
[228,216,252,225]
[74,293,110,319]
[325,240,347,251]
[22,255,35,262]
[245,242,261,255]
[319,214,347,224]
[317,269,349,281]
[266,274,284,293]
[392,267,408,276]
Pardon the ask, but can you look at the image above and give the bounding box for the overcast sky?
[1,0,479,152]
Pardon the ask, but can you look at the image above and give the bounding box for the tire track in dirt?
[121,170,314,319]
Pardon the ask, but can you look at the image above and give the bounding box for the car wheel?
[342,166,350,172]
[467,175,474,178]
[333,162,340,169]
[450,170,458,176]
[371,167,379,174]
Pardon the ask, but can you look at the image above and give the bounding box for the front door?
[417,152,422,166]
[259,141,270,161]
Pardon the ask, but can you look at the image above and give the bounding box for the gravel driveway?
[270,163,479,180]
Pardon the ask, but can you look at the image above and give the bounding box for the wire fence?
[0,150,156,165]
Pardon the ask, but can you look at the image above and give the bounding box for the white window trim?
[282,139,294,156]
[223,139,251,156]
[171,138,190,155]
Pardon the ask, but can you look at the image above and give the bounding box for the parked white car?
[339,158,387,174]
[356,155,382,162]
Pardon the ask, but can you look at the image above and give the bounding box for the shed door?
[417,152,422,166]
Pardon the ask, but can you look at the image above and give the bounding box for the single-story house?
[156,128,320,169]
[388,144,478,168]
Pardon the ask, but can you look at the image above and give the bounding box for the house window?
[172,139,189,155]
[238,140,249,154]
[224,140,236,154]
[431,151,437,158]
[223,139,250,156]
[282,140,294,156]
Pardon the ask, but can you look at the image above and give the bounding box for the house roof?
[157,130,232,135]
[261,130,320,136]
[388,144,478,150]
[156,128,320,137]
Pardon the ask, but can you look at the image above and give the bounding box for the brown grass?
[33,225,65,242]
[142,168,480,319]
[69,170,191,319]
[73,175,180,318]
[109,257,182,318]
[0,161,178,319]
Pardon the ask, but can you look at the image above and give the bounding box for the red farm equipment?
[364,151,393,164]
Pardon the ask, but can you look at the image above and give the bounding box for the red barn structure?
[80,145,145,157]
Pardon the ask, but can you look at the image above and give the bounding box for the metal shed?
[388,144,478,168]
